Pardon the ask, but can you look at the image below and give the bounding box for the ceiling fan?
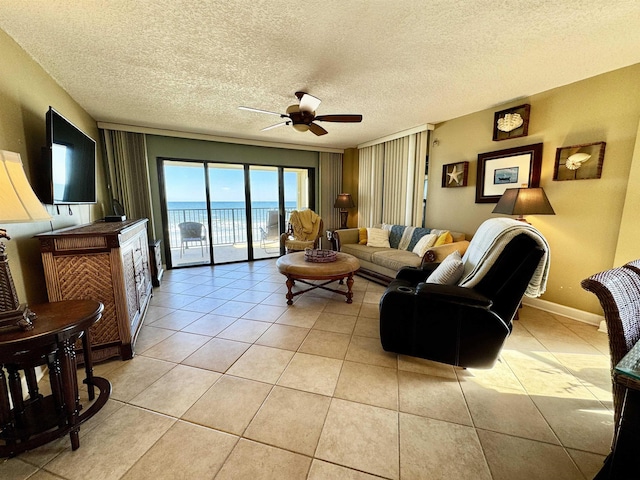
[239,91,362,136]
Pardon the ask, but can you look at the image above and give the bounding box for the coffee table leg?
[346,273,354,303]
[285,276,295,305]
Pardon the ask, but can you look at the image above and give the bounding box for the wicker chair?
[581,264,640,441]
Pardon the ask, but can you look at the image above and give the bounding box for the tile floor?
[2,259,613,479]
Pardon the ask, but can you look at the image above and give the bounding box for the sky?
[163,163,301,203]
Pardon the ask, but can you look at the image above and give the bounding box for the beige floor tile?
[134,325,175,353]
[252,281,283,293]
[141,331,210,363]
[25,471,63,480]
[363,291,382,304]
[146,309,204,330]
[307,460,384,480]
[107,355,175,401]
[45,405,175,480]
[150,292,200,309]
[129,364,220,416]
[291,294,330,310]
[397,355,457,379]
[215,439,311,480]
[256,323,310,350]
[245,386,331,455]
[460,380,559,443]
[277,352,343,396]
[399,371,472,425]
[358,302,379,319]
[181,337,250,372]
[217,318,272,342]
[530,394,614,454]
[211,300,255,317]
[144,305,176,323]
[275,307,322,328]
[227,344,294,383]
[323,299,362,316]
[206,287,245,300]
[313,312,357,334]
[299,329,351,359]
[345,335,397,368]
[335,361,398,410]
[456,357,524,390]
[233,289,272,304]
[353,315,380,338]
[0,458,38,480]
[316,398,399,479]
[478,429,583,480]
[242,303,287,322]
[181,295,227,313]
[566,448,608,480]
[120,420,238,480]
[260,292,292,306]
[399,413,491,480]
[182,375,272,435]
[179,312,236,336]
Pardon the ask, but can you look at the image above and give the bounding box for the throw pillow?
[434,230,453,247]
[412,233,437,257]
[358,227,368,245]
[366,227,391,248]
[426,250,464,285]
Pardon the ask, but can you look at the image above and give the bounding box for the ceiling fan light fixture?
[293,124,309,132]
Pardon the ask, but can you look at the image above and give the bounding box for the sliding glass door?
[160,159,314,268]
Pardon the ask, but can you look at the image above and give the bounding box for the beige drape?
[358,131,427,227]
[318,152,343,231]
[100,129,155,235]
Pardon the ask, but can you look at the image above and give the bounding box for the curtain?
[318,152,343,231]
[101,129,155,235]
[358,130,427,227]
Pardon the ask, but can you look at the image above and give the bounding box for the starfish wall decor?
[441,161,469,188]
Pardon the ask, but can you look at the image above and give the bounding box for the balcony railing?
[167,207,294,248]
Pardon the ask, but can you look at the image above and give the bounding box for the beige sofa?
[334,227,469,284]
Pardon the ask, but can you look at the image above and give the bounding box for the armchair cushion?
[425,251,464,285]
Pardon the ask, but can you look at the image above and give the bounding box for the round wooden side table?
[0,300,111,457]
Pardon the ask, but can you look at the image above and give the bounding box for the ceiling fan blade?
[261,121,290,132]
[308,123,328,136]
[315,114,363,123]
[238,106,284,117]
[296,92,322,113]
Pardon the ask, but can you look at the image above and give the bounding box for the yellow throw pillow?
[358,227,368,245]
[434,230,453,247]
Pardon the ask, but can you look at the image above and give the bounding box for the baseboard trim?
[522,297,605,328]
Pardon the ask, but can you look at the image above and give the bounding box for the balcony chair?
[379,217,550,369]
[178,221,206,258]
[581,262,640,447]
[280,209,323,253]
[260,210,280,252]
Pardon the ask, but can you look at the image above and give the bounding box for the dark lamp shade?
[492,187,555,217]
[334,193,355,209]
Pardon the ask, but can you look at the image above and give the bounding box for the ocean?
[167,201,297,210]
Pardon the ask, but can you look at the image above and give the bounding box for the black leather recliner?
[379,230,546,369]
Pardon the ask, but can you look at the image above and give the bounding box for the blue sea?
[167,201,297,210]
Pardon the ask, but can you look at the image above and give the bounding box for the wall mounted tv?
[38,107,97,205]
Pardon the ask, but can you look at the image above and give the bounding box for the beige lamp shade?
[492,187,555,221]
[0,150,51,223]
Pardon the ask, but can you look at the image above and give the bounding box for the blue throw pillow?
[407,228,432,251]
[388,225,406,249]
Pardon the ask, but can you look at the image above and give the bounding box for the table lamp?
[0,150,52,330]
[334,193,355,229]
[492,187,555,223]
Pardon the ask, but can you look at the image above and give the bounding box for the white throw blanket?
[458,218,550,297]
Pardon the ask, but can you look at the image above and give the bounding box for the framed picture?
[475,143,543,203]
[441,161,469,188]
[493,104,530,141]
[553,142,606,181]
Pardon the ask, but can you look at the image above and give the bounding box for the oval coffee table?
[276,252,360,305]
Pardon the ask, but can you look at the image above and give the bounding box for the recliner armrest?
[415,282,493,308]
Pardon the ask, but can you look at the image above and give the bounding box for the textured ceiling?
[1,1,640,150]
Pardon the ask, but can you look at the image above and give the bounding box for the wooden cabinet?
[36,219,152,361]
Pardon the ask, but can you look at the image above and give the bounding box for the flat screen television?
[38,107,97,205]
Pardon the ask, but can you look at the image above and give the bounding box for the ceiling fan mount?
[239,92,362,136]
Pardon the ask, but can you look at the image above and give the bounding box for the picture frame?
[475,143,543,203]
[553,141,606,181]
[493,104,530,141]
[441,161,469,188]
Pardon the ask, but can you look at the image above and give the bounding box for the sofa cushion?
[341,243,391,263]
[412,233,438,257]
[426,251,464,285]
[367,227,391,248]
[372,249,423,271]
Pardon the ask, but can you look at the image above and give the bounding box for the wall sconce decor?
[0,150,52,329]
[334,193,355,229]
[492,187,555,223]
[553,142,606,181]
[441,162,469,188]
[493,104,531,141]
